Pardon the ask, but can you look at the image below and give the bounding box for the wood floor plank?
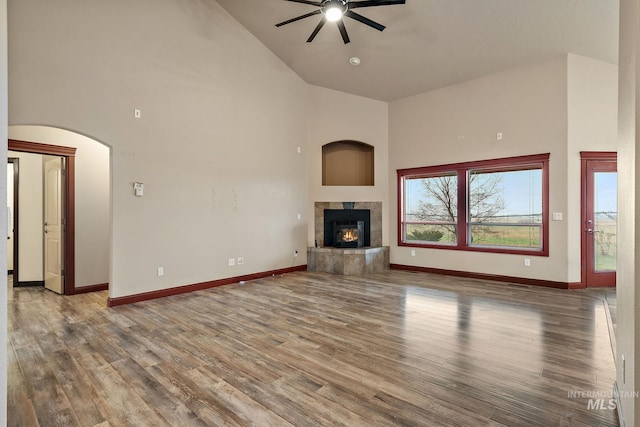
[7,271,619,426]
[187,366,295,427]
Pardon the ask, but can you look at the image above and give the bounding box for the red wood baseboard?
[107,265,307,307]
[390,264,572,289]
[71,283,109,294]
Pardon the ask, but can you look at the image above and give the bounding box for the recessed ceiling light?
[349,57,361,66]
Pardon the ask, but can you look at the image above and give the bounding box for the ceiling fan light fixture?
[325,6,343,22]
[276,0,406,44]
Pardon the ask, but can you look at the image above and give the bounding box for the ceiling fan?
[275,0,406,44]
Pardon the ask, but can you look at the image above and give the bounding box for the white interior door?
[44,156,63,294]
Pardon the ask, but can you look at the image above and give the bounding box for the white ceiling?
[215,0,619,102]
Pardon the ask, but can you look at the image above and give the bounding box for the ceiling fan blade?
[307,17,327,42]
[344,10,385,31]
[276,10,322,27]
[336,20,351,44]
[348,0,406,8]
[283,0,323,6]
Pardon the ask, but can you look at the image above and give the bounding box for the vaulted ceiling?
[215,0,619,101]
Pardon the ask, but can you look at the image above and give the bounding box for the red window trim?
[398,153,550,256]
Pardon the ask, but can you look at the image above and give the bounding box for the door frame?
[580,151,617,288]
[8,139,77,294]
[8,158,18,279]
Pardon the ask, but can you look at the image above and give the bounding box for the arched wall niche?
[322,140,374,186]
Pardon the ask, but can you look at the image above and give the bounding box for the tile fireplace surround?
[308,202,389,275]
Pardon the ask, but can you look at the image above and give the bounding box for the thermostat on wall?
[133,182,144,197]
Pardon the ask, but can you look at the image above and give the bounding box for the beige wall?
[9,126,111,288]
[8,0,308,298]
[389,57,569,281]
[566,54,618,282]
[307,85,389,246]
[0,0,7,421]
[616,0,638,423]
[389,55,616,283]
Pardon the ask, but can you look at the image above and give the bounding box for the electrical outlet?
[496,132,503,140]
[411,250,416,256]
[237,257,244,265]
[294,250,299,257]
[228,258,235,266]
[524,258,531,267]
[157,267,164,276]
[134,108,141,119]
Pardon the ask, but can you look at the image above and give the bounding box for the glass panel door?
[584,158,617,287]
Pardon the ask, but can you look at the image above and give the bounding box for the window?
[398,153,549,256]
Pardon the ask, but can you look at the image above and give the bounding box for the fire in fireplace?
[333,220,364,248]
[323,208,371,247]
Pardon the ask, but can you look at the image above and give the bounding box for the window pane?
[594,172,617,271]
[405,223,457,244]
[405,173,458,223]
[469,168,542,249]
[470,224,541,248]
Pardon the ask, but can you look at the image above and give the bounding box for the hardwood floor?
[7,271,618,426]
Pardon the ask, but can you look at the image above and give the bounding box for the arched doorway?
[8,126,111,295]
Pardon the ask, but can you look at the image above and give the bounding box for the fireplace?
[333,220,364,248]
[309,202,388,275]
[323,208,370,247]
